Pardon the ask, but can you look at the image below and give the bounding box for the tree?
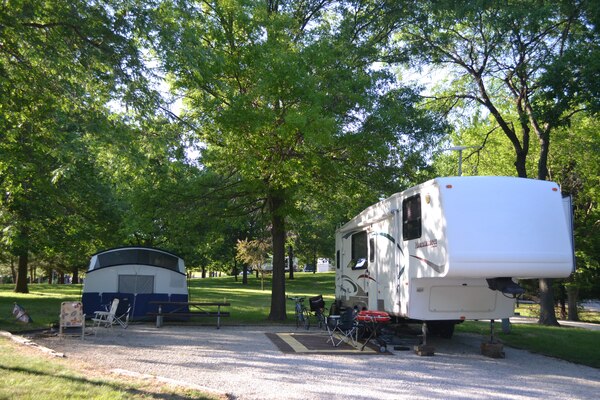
[0,1,152,292]
[236,238,271,290]
[549,114,600,320]
[152,0,445,320]
[396,0,599,325]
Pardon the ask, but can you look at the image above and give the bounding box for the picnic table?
[148,301,230,329]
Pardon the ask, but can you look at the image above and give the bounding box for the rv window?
[369,238,375,263]
[336,250,340,269]
[403,195,422,240]
[350,231,368,269]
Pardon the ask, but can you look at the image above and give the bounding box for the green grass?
[187,272,336,324]
[0,272,337,331]
[457,321,600,368]
[0,284,84,332]
[0,336,218,399]
[2,272,599,369]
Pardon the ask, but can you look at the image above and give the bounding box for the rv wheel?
[428,321,455,339]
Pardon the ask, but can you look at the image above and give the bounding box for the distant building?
[316,258,332,273]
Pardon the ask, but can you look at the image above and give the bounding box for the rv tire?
[427,321,456,339]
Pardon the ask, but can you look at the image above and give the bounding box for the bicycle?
[309,294,327,330]
[288,296,310,330]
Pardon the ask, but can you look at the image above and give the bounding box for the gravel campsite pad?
[30,324,600,400]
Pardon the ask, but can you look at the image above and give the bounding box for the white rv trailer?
[334,176,574,336]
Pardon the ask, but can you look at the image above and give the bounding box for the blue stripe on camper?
[132,293,169,318]
[83,292,190,320]
[82,292,103,317]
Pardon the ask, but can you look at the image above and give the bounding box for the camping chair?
[92,298,119,334]
[59,301,86,339]
[326,307,359,347]
[114,298,131,329]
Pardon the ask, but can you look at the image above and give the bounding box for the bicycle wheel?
[316,311,326,330]
[302,308,311,330]
[295,304,303,329]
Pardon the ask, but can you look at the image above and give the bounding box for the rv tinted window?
[336,250,340,269]
[351,231,368,269]
[403,195,422,240]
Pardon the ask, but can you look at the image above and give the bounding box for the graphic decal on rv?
[398,266,405,279]
[375,232,404,255]
[409,255,444,273]
[340,275,367,297]
[342,230,360,239]
[358,273,376,282]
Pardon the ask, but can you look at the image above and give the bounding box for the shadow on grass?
[0,364,214,400]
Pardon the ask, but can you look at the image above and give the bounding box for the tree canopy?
[0,1,597,325]
[149,0,446,319]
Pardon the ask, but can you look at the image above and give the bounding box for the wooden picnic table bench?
[148,301,230,329]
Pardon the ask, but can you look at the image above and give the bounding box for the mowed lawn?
[0,272,337,331]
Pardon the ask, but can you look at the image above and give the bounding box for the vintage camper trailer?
[334,176,574,337]
[82,247,188,320]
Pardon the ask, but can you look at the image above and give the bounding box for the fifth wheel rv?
[334,176,574,337]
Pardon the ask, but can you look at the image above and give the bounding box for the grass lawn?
[0,335,219,399]
[456,321,600,368]
[186,272,336,324]
[1,272,599,369]
[0,272,337,331]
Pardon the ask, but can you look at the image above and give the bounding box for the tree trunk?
[566,285,580,322]
[15,252,29,293]
[538,278,559,325]
[514,150,528,179]
[10,257,16,283]
[72,267,79,284]
[242,264,248,285]
[268,192,287,321]
[288,245,294,280]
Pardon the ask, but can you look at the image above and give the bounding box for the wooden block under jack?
[414,344,435,356]
[481,342,505,358]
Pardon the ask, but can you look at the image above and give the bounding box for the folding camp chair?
[326,307,359,347]
[91,298,119,333]
[59,301,86,339]
[114,298,131,329]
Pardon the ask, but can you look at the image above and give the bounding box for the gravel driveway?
[32,324,600,400]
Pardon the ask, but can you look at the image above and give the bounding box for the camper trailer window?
[402,195,422,240]
[350,231,368,269]
[336,250,340,269]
